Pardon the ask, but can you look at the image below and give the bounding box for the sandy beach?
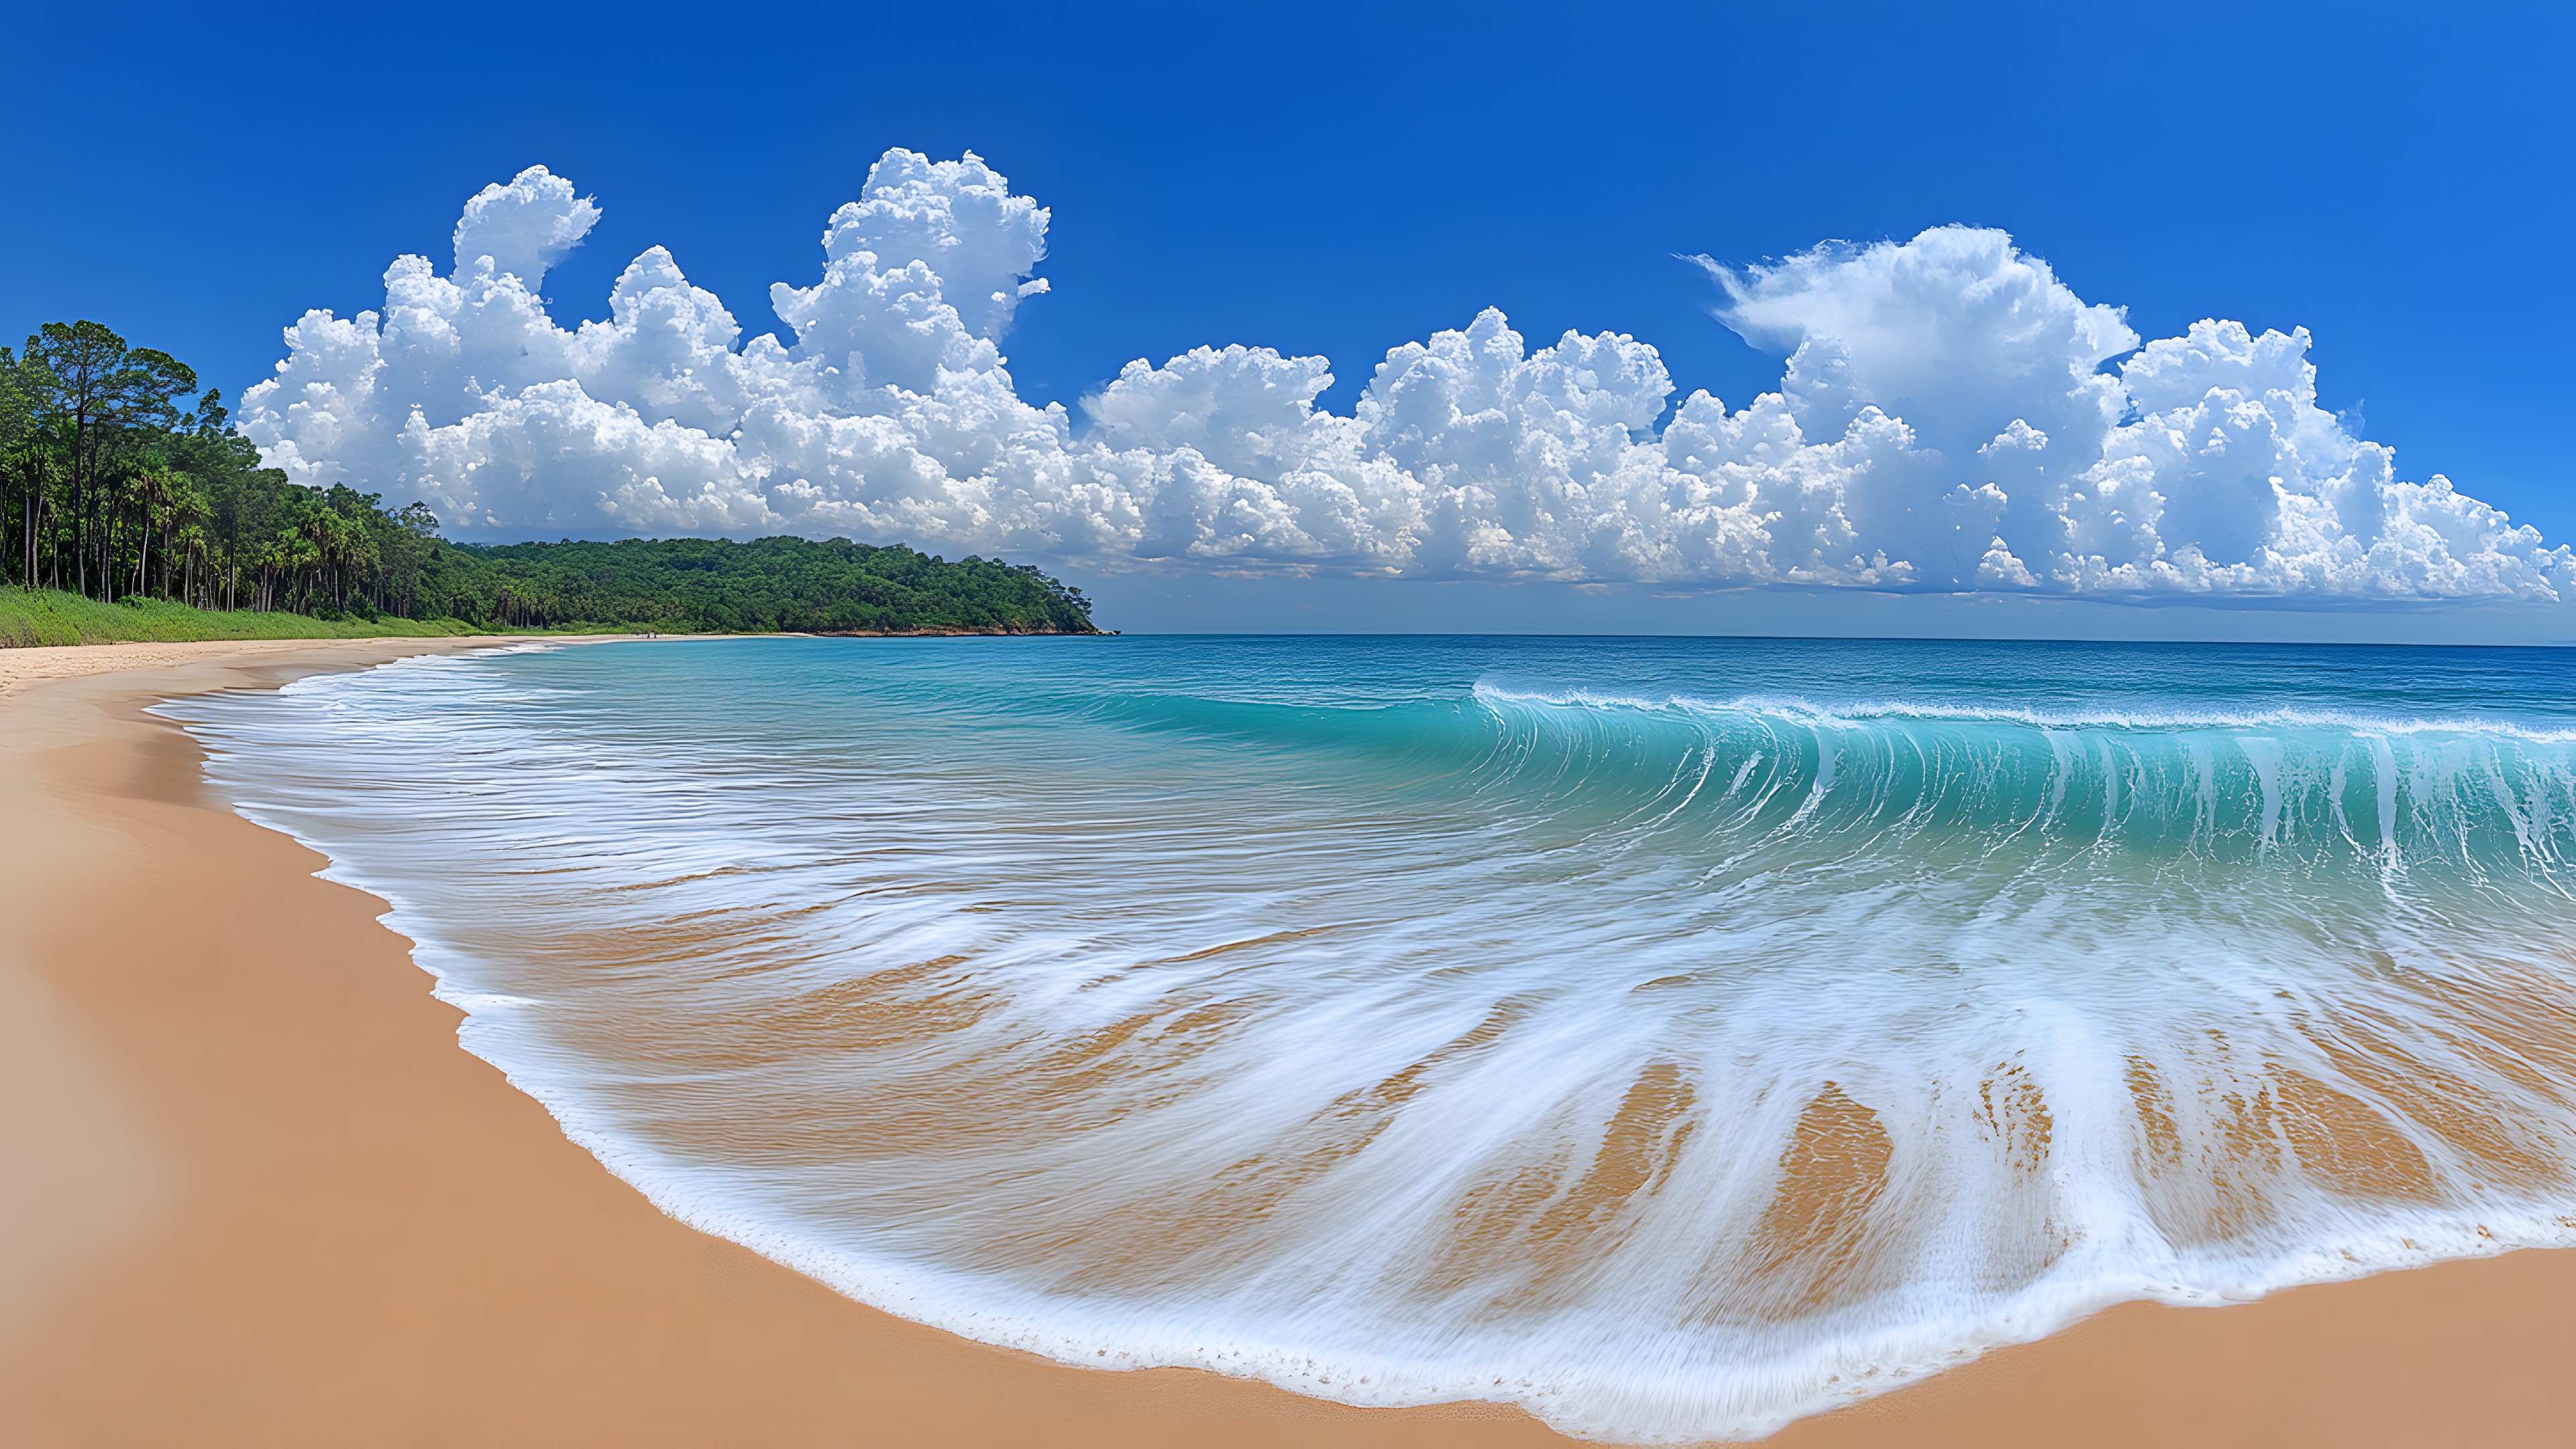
[5,637,2575,1448]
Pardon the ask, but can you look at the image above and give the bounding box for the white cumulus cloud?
[239,150,2573,604]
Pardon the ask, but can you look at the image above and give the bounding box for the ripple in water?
[162,636,2576,1442]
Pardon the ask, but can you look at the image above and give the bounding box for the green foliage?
[1,319,1104,643]
[417,537,1098,634]
[0,588,477,647]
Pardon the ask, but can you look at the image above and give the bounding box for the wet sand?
[3,637,2573,1446]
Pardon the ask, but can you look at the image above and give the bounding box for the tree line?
[419,537,1100,635]
[0,321,1099,635]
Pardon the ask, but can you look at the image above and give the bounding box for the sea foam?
[160,636,2576,1442]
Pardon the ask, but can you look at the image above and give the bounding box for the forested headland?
[1,321,1102,645]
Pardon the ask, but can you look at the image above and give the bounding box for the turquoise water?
[165,637,2576,1441]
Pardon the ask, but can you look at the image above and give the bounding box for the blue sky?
[5,2,2571,636]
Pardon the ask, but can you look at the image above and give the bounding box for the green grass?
[0,588,491,647]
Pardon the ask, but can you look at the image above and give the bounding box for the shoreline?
[2,639,2573,1446]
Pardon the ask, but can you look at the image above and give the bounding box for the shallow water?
[162,636,2576,1442]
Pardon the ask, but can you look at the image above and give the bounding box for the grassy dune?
[0,589,485,648]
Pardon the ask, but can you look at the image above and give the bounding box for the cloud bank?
[240,150,2572,604]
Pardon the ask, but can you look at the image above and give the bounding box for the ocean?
[159,635,2576,1442]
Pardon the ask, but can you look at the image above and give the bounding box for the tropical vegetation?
[0,321,1100,640]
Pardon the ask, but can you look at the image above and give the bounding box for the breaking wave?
[162,636,2576,1442]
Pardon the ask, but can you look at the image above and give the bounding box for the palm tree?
[123,459,187,599]
[163,476,209,601]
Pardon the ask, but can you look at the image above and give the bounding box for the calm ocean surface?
[163,636,2576,1441]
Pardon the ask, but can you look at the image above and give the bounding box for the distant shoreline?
[0,623,1104,651]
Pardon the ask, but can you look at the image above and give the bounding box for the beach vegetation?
[0,588,480,647]
[0,323,1101,641]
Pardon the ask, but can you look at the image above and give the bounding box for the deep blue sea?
[162,636,2576,1441]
